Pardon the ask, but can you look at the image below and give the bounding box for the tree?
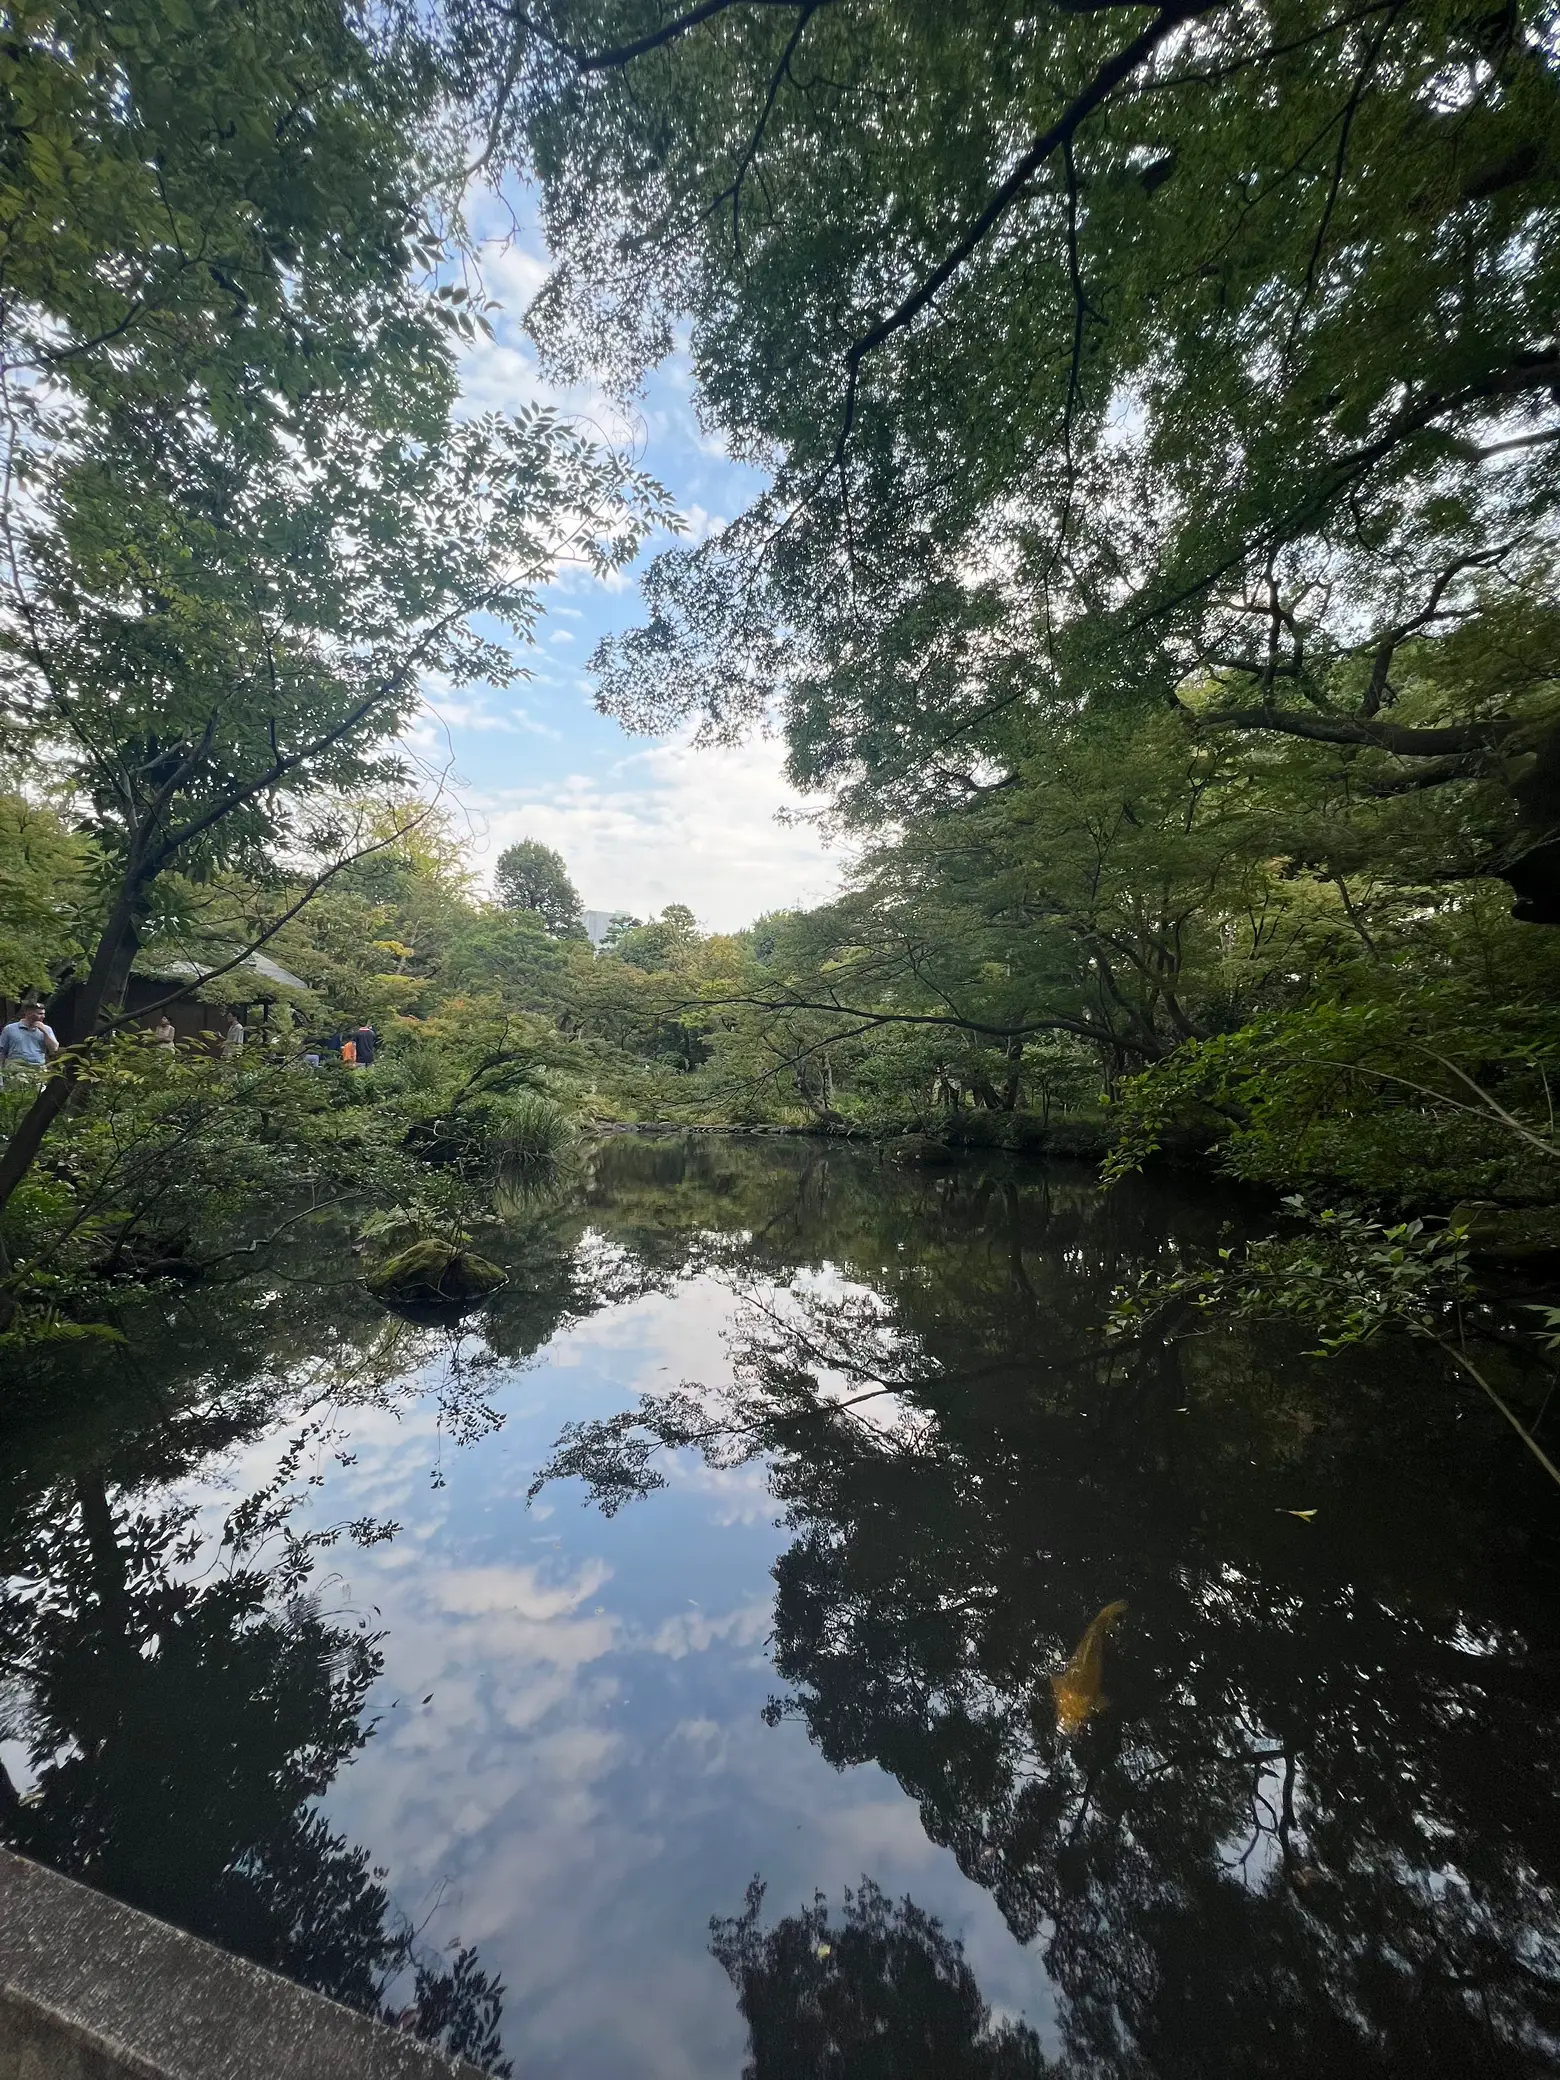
[470,0,1560,915]
[610,902,699,971]
[2,0,448,413]
[0,795,94,998]
[0,398,657,1226]
[600,909,642,947]
[0,0,671,1236]
[493,838,587,936]
[711,1877,1054,2079]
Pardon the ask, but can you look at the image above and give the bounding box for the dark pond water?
[2,1137,1557,2079]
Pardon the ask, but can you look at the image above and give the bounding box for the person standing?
[222,1010,245,1059]
[154,1013,177,1052]
[351,1021,376,1068]
[0,1002,59,1084]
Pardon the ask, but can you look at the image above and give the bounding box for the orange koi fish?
[1051,1600,1128,1734]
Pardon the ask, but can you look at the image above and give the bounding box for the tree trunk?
[1000,1035,1023,1111]
[1508,718,1560,924]
[75,1469,132,1631]
[0,870,150,1225]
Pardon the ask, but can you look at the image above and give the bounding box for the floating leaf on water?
[1278,1509,1318,1521]
[1052,1600,1128,1735]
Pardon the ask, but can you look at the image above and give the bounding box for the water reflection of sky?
[206,1270,1055,2080]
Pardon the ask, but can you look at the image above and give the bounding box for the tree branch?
[708,3,817,256]
[828,0,1210,471]
[1196,702,1512,759]
[106,798,445,1032]
[703,987,1112,1044]
[509,0,831,71]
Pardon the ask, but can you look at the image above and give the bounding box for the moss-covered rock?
[363,1239,507,1314]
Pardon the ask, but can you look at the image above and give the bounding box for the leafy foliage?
[471,0,1560,912]
[494,837,587,937]
[1109,1197,1476,1354]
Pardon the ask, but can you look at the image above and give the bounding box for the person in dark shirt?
[351,1022,376,1068]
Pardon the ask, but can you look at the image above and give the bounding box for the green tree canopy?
[493,838,587,936]
[610,901,699,971]
[469,0,1560,915]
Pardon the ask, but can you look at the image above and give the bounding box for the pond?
[1,1136,1557,2079]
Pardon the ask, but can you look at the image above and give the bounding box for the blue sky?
[403,190,850,933]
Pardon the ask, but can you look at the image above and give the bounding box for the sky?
[403,190,849,934]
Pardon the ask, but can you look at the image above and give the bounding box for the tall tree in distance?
[494,838,587,937]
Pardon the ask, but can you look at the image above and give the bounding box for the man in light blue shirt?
[0,1003,59,1081]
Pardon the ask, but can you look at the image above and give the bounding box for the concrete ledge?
[0,1851,487,2080]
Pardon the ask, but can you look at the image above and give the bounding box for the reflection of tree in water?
[6,1136,1556,2077]
[711,1876,1052,2079]
[0,1136,811,2073]
[0,1467,512,2075]
[0,1142,710,2079]
[539,1165,1560,2080]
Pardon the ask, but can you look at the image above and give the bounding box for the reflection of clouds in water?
[316,1484,1050,2078]
[542,1270,741,1379]
[670,1457,775,1527]
[648,1598,771,1661]
[161,1263,1053,2077]
[322,1544,753,2077]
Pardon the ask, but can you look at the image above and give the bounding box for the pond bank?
[583,1111,1212,1161]
[0,1852,482,2080]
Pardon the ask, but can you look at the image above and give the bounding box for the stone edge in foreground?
[0,1849,487,2080]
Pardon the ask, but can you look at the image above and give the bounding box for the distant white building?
[581,909,618,948]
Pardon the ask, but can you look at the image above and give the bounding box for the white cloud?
[437,1557,614,1623]
[415,682,563,745]
[677,502,728,544]
[452,211,643,450]
[647,1597,771,1661]
[473,732,852,930]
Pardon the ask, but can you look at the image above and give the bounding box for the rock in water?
[364,1239,507,1317]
